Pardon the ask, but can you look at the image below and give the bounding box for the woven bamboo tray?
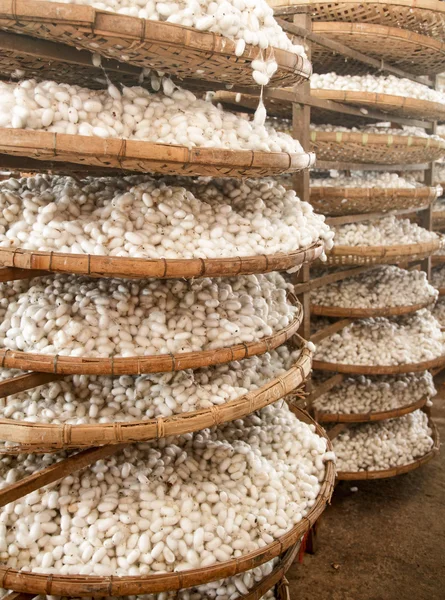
[310,186,438,216]
[310,130,445,164]
[433,209,445,229]
[313,355,445,375]
[311,299,435,318]
[0,340,312,452]
[270,0,445,41]
[0,129,314,179]
[336,414,439,480]
[310,23,445,76]
[0,296,303,376]
[324,239,441,266]
[0,0,312,90]
[0,406,335,596]
[315,395,428,423]
[0,242,323,281]
[312,89,445,122]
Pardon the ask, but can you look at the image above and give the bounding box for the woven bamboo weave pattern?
[0,0,312,90]
[0,407,335,596]
[311,23,445,76]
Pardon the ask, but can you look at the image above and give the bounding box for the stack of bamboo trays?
[0,2,337,599]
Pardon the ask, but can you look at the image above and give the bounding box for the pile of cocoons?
[431,265,445,289]
[0,346,301,424]
[313,371,435,416]
[331,216,438,247]
[0,273,298,357]
[314,310,445,366]
[0,403,333,575]
[311,266,438,309]
[0,80,308,153]
[311,171,420,189]
[43,0,306,86]
[332,410,434,472]
[432,297,445,326]
[0,175,334,259]
[310,123,442,140]
[310,73,445,104]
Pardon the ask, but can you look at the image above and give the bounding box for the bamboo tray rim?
[0,242,324,280]
[310,185,439,199]
[326,239,441,258]
[315,395,428,423]
[0,128,315,177]
[313,355,445,375]
[336,414,439,480]
[0,406,336,596]
[310,129,445,148]
[0,341,312,450]
[0,0,312,88]
[311,89,445,118]
[310,298,435,318]
[0,295,303,375]
[312,20,445,50]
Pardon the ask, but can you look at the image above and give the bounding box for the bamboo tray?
[270,0,445,41]
[311,299,435,318]
[324,239,441,266]
[335,415,439,480]
[310,186,438,216]
[312,89,445,122]
[310,23,445,76]
[0,129,315,179]
[310,130,445,165]
[313,355,445,375]
[0,341,312,451]
[433,209,445,228]
[0,297,303,376]
[0,0,312,91]
[315,395,428,423]
[0,241,323,281]
[0,406,335,596]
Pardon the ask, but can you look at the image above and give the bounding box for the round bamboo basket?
[313,355,445,375]
[315,395,428,423]
[0,406,335,597]
[324,239,441,266]
[0,241,323,280]
[0,296,303,376]
[0,340,312,452]
[0,129,315,179]
[270,0,445,41]
[335,414,440,480]
[312,89,445,122]
[0,0,312,90]
[310,186,438,216]
[311,299,435,318]
[311,23,445,76]
[310,130,445,164]
[433,209,445,229]
[432,255,445,265]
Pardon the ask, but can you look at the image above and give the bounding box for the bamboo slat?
[336,415,439,480]
[313,355,445,375]
[324,239,441,266]
[0,129,315,179]
[310,185,439,217]
[311,22,445,76]
[0,343,313,451]
[270,0,445,42]
[0,0,312,90]
[310,130,445,165]
[311,299,435,318]
[315,395,428,423]
[0,299,303,376]
[0,406,335,596]
[311,89,445,121]
[0,242,323,280]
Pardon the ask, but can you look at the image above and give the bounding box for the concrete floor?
[288,394,445,600]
